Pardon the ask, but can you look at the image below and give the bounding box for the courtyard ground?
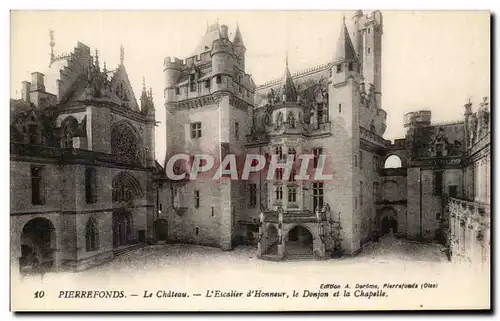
[13,235,490,311]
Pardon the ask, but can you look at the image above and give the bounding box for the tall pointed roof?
[333,15,357,62]
[233,22,245,47]
[191,21,221,56]
[282,54,298,103]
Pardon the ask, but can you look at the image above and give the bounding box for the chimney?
[220,25,229,39]
[30,72,45,92]
[21,81,31,102]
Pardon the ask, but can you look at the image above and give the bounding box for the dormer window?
[336,64,342,73]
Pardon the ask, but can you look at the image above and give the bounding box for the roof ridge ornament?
[120,44,124,65]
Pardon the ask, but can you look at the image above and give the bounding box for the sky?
[10,10,490,162]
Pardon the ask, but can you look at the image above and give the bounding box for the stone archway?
[285,225,313,257]
[379,207,398,235]
[20,217,56,272]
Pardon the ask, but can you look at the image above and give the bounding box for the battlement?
[404,110,432,127]
[257,61,332,89]
[164,51,213,69]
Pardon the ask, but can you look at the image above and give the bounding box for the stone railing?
[359,126,389,147]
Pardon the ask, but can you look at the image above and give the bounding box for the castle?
[10,10,490,272]
[10,42,161,272]
[159,10,490,263]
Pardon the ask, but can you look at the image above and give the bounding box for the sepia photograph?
[8,8,491,312]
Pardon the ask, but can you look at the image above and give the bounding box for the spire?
[233,21,245,47]
[94,49,100,69]
[142,76,146,93]
[333,15,357,63]
[281,52,298,103]
[120,45,124,65]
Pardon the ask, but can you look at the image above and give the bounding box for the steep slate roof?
[333,17,357,63]
[233,23,245,47]
[282,56,298,103]
[191,22,221,56]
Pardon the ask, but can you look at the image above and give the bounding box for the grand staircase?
[284,242,315,261]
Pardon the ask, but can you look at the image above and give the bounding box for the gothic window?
[111,122,141,165]
[275,186,283,201]
[317,103,326,124]
[275,146,283,161]
[61,116,78,148]
[275,112,284,129]
[313,148,323,168]
[190,122,202,138]
[287,112,296,128]
[288,187,297,203]
[31,165,44,205]
[289,168,296,182]
[275,168,284,181]
[313,182,324,211]
[85,217,99,252]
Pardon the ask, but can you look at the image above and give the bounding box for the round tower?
[351,10,364,59]
[163,56,182,102]
[211,26,234,93]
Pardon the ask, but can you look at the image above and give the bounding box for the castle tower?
[361,11,383,105]
[328,15,362,254]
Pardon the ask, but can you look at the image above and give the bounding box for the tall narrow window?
[313,182,324,211]
[338,104,342,113]
[275,145,283,161]
[288,148,296,162]
[275,186,283,201]
[216,75,222,84]
[360,181,363,206]
[235,122,240,140]
[175,87,180,95]
[85,167,97,204]
[359,151,363,169]
[249,184,257,208]
[367,47,371,54]
[205,79,210,89]
[85,217,99,252]
[190,122,202,138]
[313,148,323,168]
[449,185,458,198]
[373,155,379,170]
[288,187,297,203]
[434,171,443,196]
[336,64,342,73]
[189,74,196,92]
[31,166,43,205]
[194,190,200,208]
[28,124,38,145]
[317,103,326,124]
[275,168,284,181]
[373,182,380,202]
[289,169,296,182]
[348,62,353,71]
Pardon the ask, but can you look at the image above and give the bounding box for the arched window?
[287,112,296,129]
[384,155,402,168]
[85,217,99,252]
[61,117,78,148]
[111,122,141,164]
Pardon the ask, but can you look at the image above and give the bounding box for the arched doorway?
[381,216,398,235]
[286,225,313,256]
[155,219,168,242]
[265,225,279,255]
[113,209,133,247]
[384,155,402,168]
[20,217,56,272]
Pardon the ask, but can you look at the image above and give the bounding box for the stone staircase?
[112,243,143,258]
[285,244,315,261]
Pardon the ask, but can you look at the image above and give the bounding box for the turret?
[281,55,298,103]
[362,10,383,105]
[403,110,432,128]
[163,56,182,102]
[464,98,473,149]
[331,15,360,86]
[350,10,364,59]
[233,22,246,71]
[211,26,234,93]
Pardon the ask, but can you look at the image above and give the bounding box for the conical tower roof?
[282,55,298,103]
[333,15,357,62]
[233,22,245,47]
